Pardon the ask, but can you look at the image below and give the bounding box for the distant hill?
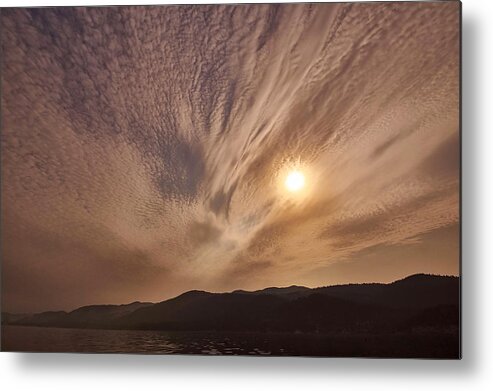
[232,285,311,299]
[313,274,459,309]
[3,301,153,329]
[3,274,459,335]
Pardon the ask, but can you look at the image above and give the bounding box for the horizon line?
[3,272,460,315]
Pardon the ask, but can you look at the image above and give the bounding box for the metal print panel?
[0,1,461,358]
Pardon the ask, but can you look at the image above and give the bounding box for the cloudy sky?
[1,3,460,313]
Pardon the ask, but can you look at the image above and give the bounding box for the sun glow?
[284,170,305,192]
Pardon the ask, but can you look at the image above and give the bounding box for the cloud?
[1,3,459,312]
[188,220,222,248]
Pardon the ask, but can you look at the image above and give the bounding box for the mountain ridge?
[2,274,459,335]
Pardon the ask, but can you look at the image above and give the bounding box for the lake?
[1,325,459,357]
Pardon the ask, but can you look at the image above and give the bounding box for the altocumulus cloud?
[1,3,459,312]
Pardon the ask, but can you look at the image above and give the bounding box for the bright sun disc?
[285,170,305,192]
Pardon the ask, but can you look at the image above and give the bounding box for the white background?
[0,0,491,390]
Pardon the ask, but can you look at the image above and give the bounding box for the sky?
[1,3,460,313]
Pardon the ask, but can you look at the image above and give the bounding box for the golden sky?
[1,3,460,312]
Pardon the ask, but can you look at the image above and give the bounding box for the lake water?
[1,325,459,357]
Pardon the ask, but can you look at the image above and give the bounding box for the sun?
[284,170,305,192]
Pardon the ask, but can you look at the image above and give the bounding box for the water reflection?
[1,325,459,358]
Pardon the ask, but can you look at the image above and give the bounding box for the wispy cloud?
[1,3,459,312]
